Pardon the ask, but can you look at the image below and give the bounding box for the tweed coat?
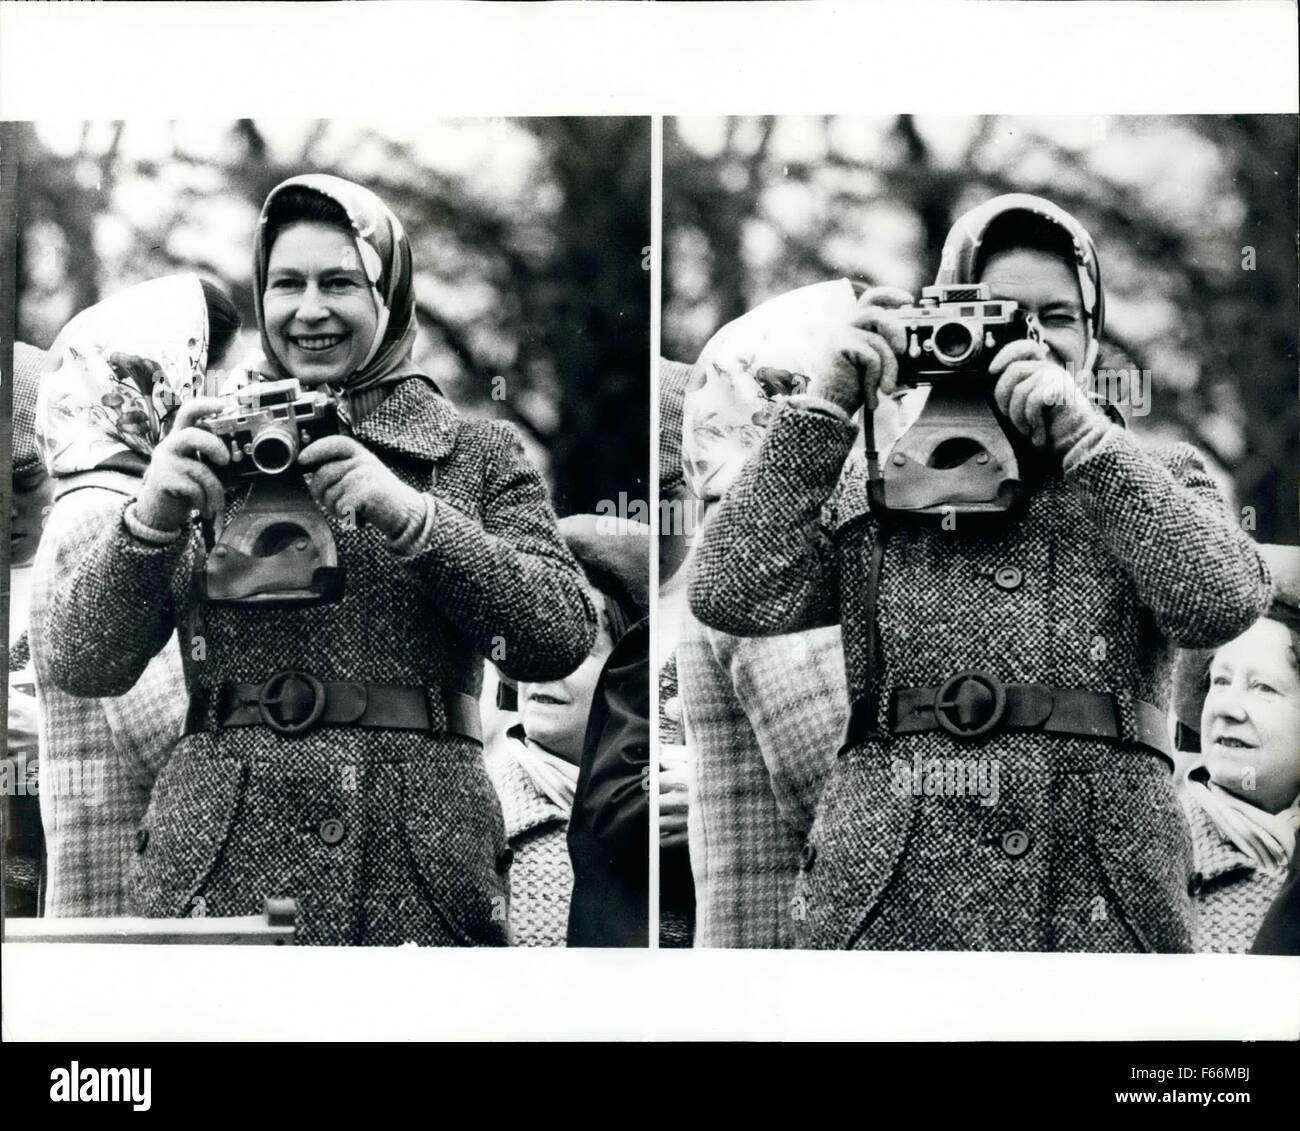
[677,620,845,948]
[484,734,574,947]
[1181,788,1289,954]
[38,377,596,946]
[689,398,1271,952]
[30,484,188,916]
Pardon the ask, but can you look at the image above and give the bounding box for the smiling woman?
[33,173,600,946]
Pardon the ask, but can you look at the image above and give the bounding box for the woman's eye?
[1210,675,1231,687]
[1250,681,1277,694]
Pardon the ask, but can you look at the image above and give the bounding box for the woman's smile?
[290,332,349,353]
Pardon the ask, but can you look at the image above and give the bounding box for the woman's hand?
[298,435,425,539]
[806,286,913,416]
[133,397,231,531]
[659,744,690,848]
[989,338,1107,453]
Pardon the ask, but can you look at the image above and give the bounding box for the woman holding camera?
[690,193,1272,952]
[39,175,596,945]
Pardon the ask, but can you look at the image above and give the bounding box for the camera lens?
[250,426,297,475]
[932,321,977,367]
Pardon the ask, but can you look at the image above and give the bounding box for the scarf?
[253,174,426,417]
[34,275,210,480]
[507,726,579,814]
[1186,768,1300,876]
[682,279,926,501]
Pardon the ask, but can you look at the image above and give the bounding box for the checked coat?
[484,734,574,947]
[676,620,845,948]
[29,486,189,916]
[689,397,1271,952]
[36,378,596,946]
[1181,789,1289,954]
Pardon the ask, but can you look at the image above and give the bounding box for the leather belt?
[843,670,1171,765]
[184,672,482,745]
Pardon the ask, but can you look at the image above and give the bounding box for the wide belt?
[184,672,482,745]
[844,670,1171,766]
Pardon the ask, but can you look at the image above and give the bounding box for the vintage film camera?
[201,379,341,480]
[197,379,345,608]
[870,283,1042,518]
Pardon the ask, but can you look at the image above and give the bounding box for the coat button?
[319,818,346,846]
[993,566,1023,591]
[799,842,817,870]
[496,847,514,873]
[663,695,682,723]
[1001,830,1031,858]
[135,828,150,853]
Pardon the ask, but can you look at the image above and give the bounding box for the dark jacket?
[39,378,596,946]
[690,398,1271,952]
[566,617,649,947]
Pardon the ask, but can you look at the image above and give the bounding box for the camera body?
[895,283,1038,385]
[201,379,340,480]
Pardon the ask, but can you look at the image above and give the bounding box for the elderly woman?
[1176,546,1300,953]
[28,275,241,918]
[38,175,596,945]
[690,194,1272,952]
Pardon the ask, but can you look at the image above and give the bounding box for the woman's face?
[978,247,1089,377]
[517,602,616,764]
[1201,618,1300,813]
[263,222,379,387]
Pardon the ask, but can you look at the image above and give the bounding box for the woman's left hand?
[298,435,424,539]
[989,339,1102,453]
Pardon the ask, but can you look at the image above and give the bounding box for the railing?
[2,898,297,944]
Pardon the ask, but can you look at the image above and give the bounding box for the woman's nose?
[1208,685,1249,721]
[294,286,329,323]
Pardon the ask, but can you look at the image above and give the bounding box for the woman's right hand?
[132,397,231,531]
[806,285,914,416]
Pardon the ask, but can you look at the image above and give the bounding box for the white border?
[2,0,1298,1043]
[5,945,1299,1041]
[0,2,1296,119]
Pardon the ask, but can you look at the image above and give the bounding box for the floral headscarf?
[253,174,423,395]
[34,274,210,480]
[682,280,858,501]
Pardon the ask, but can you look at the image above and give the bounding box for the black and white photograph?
[0,0,1297,1083]
[662,114,1299,954]
[2,117,651,950]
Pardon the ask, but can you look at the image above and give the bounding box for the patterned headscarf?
[254,174,423,395]
[34,274,210,480]
[936,193,1105,374]
[681,280,858,501]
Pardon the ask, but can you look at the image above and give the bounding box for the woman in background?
[1179,545,1300,953]
[486,515,646,946]
[27,275,241,917]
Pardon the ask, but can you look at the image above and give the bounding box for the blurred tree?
[14,118,650,516]
[664,114,1297,542]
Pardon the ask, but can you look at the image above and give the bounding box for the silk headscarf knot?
[253,174,425,400]
[34,274,210,480]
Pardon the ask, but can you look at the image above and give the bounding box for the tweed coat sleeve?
[1064,428,1271,648]
[402,421,597,682]
[34,488,193,699]
[689,401,857,637]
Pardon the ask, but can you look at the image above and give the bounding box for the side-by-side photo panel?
[659,114,1299,953]
[2,117,651,948]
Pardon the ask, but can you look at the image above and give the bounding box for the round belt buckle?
[259,670,327,735]
[934,670,1006,740]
